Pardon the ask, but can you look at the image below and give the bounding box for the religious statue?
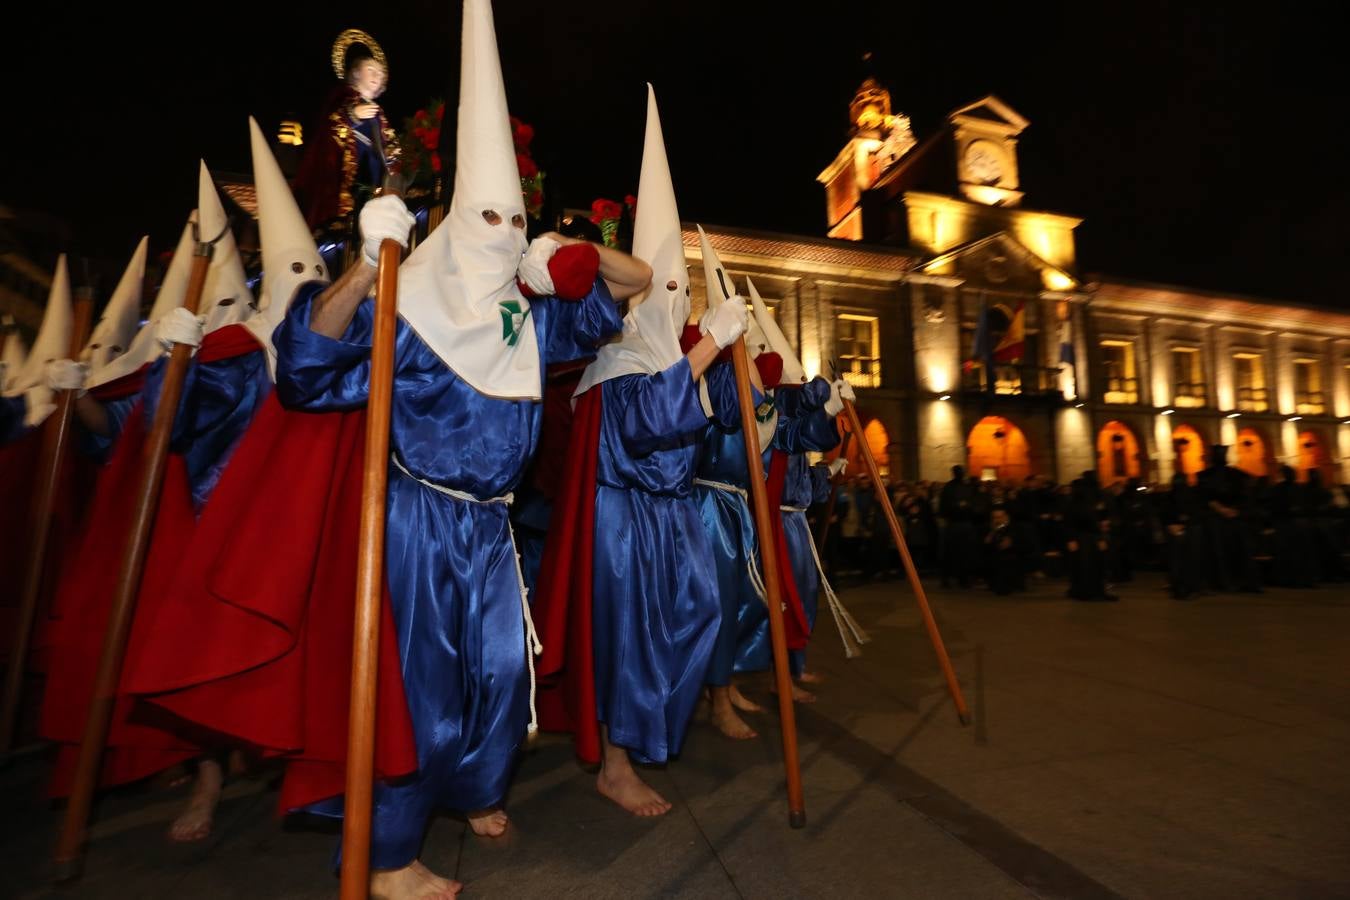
[293,29,402,232]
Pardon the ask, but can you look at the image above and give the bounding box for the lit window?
[836,313,880,389]
[1100,340,1138,404]
[1294,359,1324,415]
[1171,348,1205,407]
[1234,353,1267,412]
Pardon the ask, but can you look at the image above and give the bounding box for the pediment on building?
[917,232,1076,292]
[948,95,1030,134]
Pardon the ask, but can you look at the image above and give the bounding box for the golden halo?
[331,29,388,81]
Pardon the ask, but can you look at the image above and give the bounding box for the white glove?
[156,307,205,351]
[45,358,88,394]
[23,385,56,428]
[518,235,560,296]
[828,458,848,478]
[359,195,416,268]
[699,296,749,350]
[824,380,844,417]
[834,378,856,402]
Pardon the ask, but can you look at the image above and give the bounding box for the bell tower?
[817,75,916,241]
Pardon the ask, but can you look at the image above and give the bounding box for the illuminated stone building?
[688,80,1350,485]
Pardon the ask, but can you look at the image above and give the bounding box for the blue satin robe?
[695,403,769,688]
[592,361,743,764]
[734,378,840,675]
[143,347,271,508]
[275,280,620,869]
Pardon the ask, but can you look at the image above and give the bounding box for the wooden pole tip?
[789,809,806,829]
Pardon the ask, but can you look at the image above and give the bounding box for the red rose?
[422,129,440,150]
[431,154,442,173]
[510,116,534,151]
[590,198,623,220]
[516,153,538,179]
[624,194,637,209]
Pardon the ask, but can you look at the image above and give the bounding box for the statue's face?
[352,61,387,101]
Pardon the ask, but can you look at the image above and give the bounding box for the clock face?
[964,141,1005,185]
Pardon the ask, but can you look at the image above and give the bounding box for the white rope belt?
[694,477,747,498]
[391,454,542,734]
[694,478,767,603]
[783,508,870,659]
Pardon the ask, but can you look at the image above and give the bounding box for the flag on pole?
[991,301,1026,363]
[963,298,992,375]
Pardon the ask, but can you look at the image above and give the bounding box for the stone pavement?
[4,573,1349,898]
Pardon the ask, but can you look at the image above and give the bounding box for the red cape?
[122,393,418,813]
[39,326,267,793]
[532,386,603,765]
[1,382,121,675]
[766,449,811,650]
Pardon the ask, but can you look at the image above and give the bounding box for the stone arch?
[967,415,1032,482]
[1171,423,1205,484]
[1234,426,1273,478]
[1296,429,1334,484]
[1096,420,1143,485]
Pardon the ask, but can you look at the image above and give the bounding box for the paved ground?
[4,572,1349,898]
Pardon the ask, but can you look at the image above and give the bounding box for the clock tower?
[949,96,1028,207]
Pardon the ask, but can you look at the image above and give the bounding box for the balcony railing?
[839,356,881,389]
[960,364,1064,396]
[1103,375,1139,405]
[1295,390,1325,415]
[1236,386,1269,412]
[1173,381,1206,408]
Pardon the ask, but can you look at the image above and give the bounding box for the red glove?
[518,242,600,300]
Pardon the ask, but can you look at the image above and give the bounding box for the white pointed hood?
[4,255,73,397]
[1,322,27,395]
[196,161,255,335]
[698,228,777,447]
[246,117,329,378]
[576,85,688,397]
[396,0,538,399]
[86,219,194,390]
[84,237,147,376]
[747,277,806,385]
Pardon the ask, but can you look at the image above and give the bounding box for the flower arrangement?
[512,116,545,220]
[398,99,445,190]
[398,105,544,215]
[589,194,637,247]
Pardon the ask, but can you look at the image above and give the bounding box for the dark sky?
[10,2,1342,307]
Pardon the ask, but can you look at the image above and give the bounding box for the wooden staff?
[731,337,806,828]
[339,179,405,900]
[0,291,94,753]
[54,240,216,879]
[841,397,971,725]
[815,426,854,550]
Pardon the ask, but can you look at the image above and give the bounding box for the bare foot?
[167,759,222,843]
[797,669,825,685]
[370,860,462,899]
[728,683,763,713]
[468,808,509,837]
[770,681,817,704]
[597,728,672,817]
[710,686,758,739]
